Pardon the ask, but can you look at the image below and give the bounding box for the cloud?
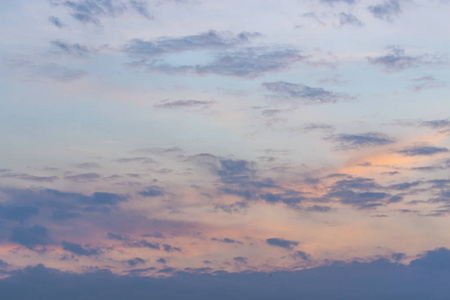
[163,244,181,252]
[321,0,355,4]
[3,249,450,299]
[338,13,363,27]
[132,240,160,250]
[51,0,132,25]
[420,118,450,131]
[368,47,444,73]
[302,123,335,132]
[260,192,304,206]
[50,40,92,57]
[368,0,401,21]
[112,157,155,164]
[48,16,64,28]
[233,257,247,264]
[107,233,129,241]
[62,241,100,256]
[126,257,145,267]
[266,238,299,249]
[292,251,311,260]
[129,0,153,19]
[64,173,101,181]
[410,247,450,270]
[331,177,381,191]
[216,159,255,184]
[396,145,449,156]
[410,76,446,92]
[10,225,50,249]
[79,192,127,206]
[211,238,242,244]
[327,132,395,149]
[0,204,39,222]
[263,81,352,104]
[154,100,214,109]
[306,205,332,212]
[389,181,421,191]
[328,190,390,209]
[139,186,164,197]
[195,48,303,77]
[0,172,58,182]
[124,31,258,58]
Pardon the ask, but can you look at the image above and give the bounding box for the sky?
[1,0,450,298]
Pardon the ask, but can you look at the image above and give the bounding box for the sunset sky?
[1,0,450,298]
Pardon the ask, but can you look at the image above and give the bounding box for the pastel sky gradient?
[1,0,450,298]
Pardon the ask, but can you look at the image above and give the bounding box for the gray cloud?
[292,250,311,260]
[266,238,299,249]
[339,12,363,27]
[263,81,352,104]
[3,248,450,299]
[195,48,303,77]
[233,257,247,264]
[129,0,153,19]
[51,0,147,25]
[62,241,100,256]
[112,157,155,164]
[124,31,258,58]
[368,0,401,21]
[154,100,214,109]
[163,244,181,252]
[410,76,446,92]
[10,225,50,249]
[420,118,450,131]
[368,47,444,73]
[0,204,39,222]
[321,0,355,4]
[48,16,64,28]
[211,237,242,244]
[397,146,449,156]
[50,40,92,57]
[327,132,395,149]
[328,190,390,209]
[139,186,164,197]
[0,173,58,182]
[126,257,146,267]
[107,233,129,241]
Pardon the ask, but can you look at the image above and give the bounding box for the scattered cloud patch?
[266,238,299,249]
[48,16,64,28]
[339,13,363,26]
[368,47,444,73]
[211,238,242,244]
[154,99,214,109]
[195,48,303,77]
[139,186,164,197]
[368,0,401,21]
[233,257,247,264]
[50,0,150,25]
[124,31,258,58]
[263,81,352,104]
[50,40,92,57]
[327,132,395,149]
[10,225,50,249]
[397,145,449,156]
[127,257,145,267]
[62,241,100,256]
